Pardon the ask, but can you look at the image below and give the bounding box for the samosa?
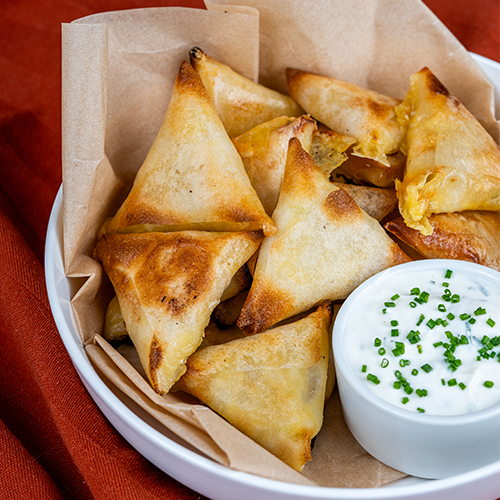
[175,301,333,472]
[95,230,264,394]
[106,61,276,237]
[385,211,500,271]
[233,115,317,215]
[238,138,410,335]
[395,67,500,235]
[190,47,303,138]
[286,68,404,167]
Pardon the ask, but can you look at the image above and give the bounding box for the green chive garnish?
[448,378,457,387]
[378,347,386,356]
[402,397,409,404]
[381,358,389,368]
[417,407,425,413]
[487,318,496,328]
[474,307,487,316]
[438,304,446,312]
[374,338,382,347]
[484,381,494,388]
[459,382,466,390]
[421,363,433,373]
[361,364,367,373]
[367,373,380,385]
[445,269,453,279]
[410,287,420,295]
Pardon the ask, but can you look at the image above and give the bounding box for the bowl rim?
[332,259,500,426]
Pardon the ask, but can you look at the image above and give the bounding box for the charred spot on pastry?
[149,336,164,378]
[324,187,362,221]
[426,70,451,98]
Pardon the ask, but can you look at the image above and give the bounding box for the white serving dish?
[332,259,500,480]
[45,53,500,500]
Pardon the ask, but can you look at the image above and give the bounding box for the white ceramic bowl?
[332,259,500,479]
[45,52,500,500]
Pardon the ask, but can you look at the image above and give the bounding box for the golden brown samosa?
[233,115,317,215]
[395,67,500,235]
[95,230,264,394]
[238,138,410,335]
[286,68,404,166]
[106,61,276,237]
[385,211,500,271]
[190,47,303,138]
[175,301,333,472]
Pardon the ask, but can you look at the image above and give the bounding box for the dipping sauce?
[344,266,500,415]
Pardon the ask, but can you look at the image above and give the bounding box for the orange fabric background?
[0,1,498,499]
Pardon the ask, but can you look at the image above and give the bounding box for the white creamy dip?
[344,266,500,415]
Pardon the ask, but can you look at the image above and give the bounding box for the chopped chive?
[399,359,409,367]
[459,382,466,390]
[374,338,382,347]
[410,287,420,295]
[468,318,476,325]
[361,364,367,373]
[416,389,428,397]
[381,358,389,368]
[442,282,449,287]
[460,335,469,345]
[391,294,400,301]
[391,329,399,337]
[448,378,457,387]
[382,308,387,314]
[417,408,425,413]
[446,313,455,321]
[426,319,436,329]
[367,373,380,385]
[487,318,496,328]
[459,313,471,321]
[391,320,399,327]
[484,381,494,388]
[378,347,386,356]
[384,302,396,308]
[417,345,423,354]
[438,304,447,312]
[474,307,487,316]
[402,397,409,404]
[481,335,490,345]
[433,341,443,348]
[451,294,460,303]
[416,314,425,326]
[404,385,413,395]
[421,363,433,373]
[411,369,418,376]
[394,381,401,389]
[441,378,446,385]
[445,269,453,279]
[409,301,417,308]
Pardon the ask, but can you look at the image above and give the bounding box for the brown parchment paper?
[61,0,499,489]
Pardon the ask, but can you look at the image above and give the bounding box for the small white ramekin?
[332,259,500,479]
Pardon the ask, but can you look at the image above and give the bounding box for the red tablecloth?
[0,1,498,498]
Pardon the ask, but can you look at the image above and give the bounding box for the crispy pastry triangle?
[395,67,500,235]
[233,115,317,215]
[95,230,264,394]
[238,138,410,335]
[286,68,403,166]
[385,211,500,272]
[190,47,303,138]
[106,61,276,236]
[175,301,333,472]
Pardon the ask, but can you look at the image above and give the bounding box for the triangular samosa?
[233,115,317,215]
[190,47,303,138]
[238,138,410,335]
[395,67,500,235]
[385,211,500,271]
[106,61,276,237]
[95,230,264,394]
[286,68,404,166]
[175,301,332,472]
